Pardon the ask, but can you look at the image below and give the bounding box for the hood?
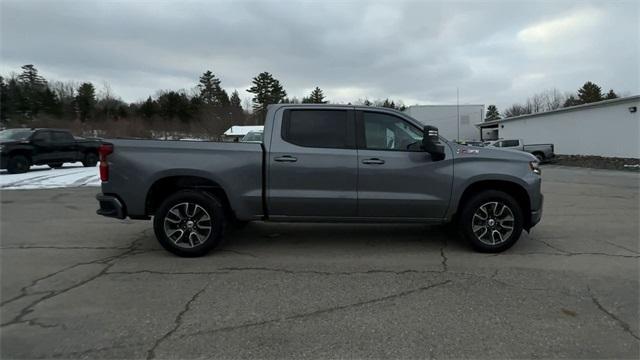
[451,143,537,162]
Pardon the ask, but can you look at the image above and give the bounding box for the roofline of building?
[476,95,640,127]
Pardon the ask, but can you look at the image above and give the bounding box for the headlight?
[529,161,541,175]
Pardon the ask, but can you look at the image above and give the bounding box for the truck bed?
[101,139,264,219]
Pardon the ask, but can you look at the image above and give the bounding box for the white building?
[404,105,484,141]
[222,125,264,141]
[478,95,640,158]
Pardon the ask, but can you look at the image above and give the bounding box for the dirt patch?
[549,155,640,171]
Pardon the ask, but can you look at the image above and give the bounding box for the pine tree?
[485,105,501,121]
[605,89,618,99]
[563,95,582,107]
[577,81,603,103]
[198,70,224,106]
[303,86,327,104]
[139,96,156,118]
[229,90,242,109]
[0,76,7,123]
[17,64,48,117]
[247,72,287,117]
[76,82,96,122]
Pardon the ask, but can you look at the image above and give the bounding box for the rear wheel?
[459,190,523,253]
[532,152,544,162]
[153,190,226,257]
[7,155,30,174]
[82,152,98,167]
[48,163,64,169]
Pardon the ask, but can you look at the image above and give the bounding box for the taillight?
[98,143,114,181]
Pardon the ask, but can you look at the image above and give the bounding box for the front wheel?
[7,155,30,174]
[459,190,523,253]
[153,190,226,257]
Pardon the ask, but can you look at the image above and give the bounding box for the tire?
[153,190,226,257]
[459,190,523,253]
[7,155,30,174]
[82,152,98,167]
[48,163,64,169]
[532,152,544,162]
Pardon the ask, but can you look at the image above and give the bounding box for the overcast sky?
[1,0,638,110]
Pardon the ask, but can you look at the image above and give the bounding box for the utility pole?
[456,87,460,142]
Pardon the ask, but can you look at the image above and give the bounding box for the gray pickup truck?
[488,139,555,162]
[96,104,543,256]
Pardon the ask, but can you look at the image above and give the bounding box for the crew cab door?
[356,110,453,219]
[50,131,77,162]
[30,130,54,163]
[267,108,358,218]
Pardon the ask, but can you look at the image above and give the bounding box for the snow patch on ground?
[0,162,100,190]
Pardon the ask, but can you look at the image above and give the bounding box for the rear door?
[356,110,453,219]
[267,107,358,218]
[51,131,78,162]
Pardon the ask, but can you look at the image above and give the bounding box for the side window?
[503,140,519,147]
[52,131,74,143]
[32,131,51,143]
[362,112,423,151]
[282,110,351,148]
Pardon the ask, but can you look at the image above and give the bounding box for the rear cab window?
[282,109,355,149]
[52,131,74,143]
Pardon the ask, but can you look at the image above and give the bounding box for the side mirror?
[422,125,445,161]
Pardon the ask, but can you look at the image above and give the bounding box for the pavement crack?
[217,249,258,258]
[177,280,451,339]
[440,237,449,272]
[146,286,208,360]
[107,267,443,277]
[601,240,639,255]
[529,238,640,258]
[588,286,640,341]
[0,232,148,328]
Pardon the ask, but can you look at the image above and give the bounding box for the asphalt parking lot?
[1,166,638,359]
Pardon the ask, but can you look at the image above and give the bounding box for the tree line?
[0,64,407,138]
[484,81,621,121]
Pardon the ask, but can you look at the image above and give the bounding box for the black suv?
[0,128,101,173]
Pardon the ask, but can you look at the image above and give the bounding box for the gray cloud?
[1,0,638,111]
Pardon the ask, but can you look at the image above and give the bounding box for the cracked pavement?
[1,166,638,359]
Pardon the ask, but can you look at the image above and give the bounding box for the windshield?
[0,129,34,141]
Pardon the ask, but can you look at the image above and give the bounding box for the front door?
[268,108,358,218]
[30,130,54,164]
[356,110,453,219]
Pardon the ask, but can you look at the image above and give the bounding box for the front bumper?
[96,193,126,219]
[530,194,543,227]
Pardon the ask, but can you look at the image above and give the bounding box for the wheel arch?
[145,175,234,220]
[7,149,33,163]
[455,179,532,230]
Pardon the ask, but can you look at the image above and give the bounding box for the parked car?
[489,139,554,162]
[459,140,486,147]
[0,128,102,173]
[240,131,264,143]
[96,104,543,256]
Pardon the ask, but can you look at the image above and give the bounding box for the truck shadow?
[218,222,469,254]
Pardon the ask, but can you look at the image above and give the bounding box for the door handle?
[274,155,297,162]
[362,158,385,165]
